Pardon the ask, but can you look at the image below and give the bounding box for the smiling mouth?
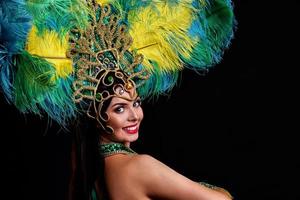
[123,125,139,134]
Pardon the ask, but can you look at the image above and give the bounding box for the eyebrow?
[111,102,127,108]
[111,97,140,108]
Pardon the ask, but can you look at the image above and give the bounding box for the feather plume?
[97,0,151,18]
[129,1,197,73]
[0,0,235,126]
[182,0,236,69]
[26,0,91,38]
[14,51,76,125]
[26,26,73,78]
[0,0,32,101]
[124,0,235,98]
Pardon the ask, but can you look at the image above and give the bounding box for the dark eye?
[133,99,141,107]
[114,106,124,113]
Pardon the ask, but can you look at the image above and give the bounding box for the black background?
[1,1,299,200]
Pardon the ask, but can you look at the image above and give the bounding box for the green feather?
[183,0,236,70]
[13,51,76,125]
[203,0,235,63]
[26,0,90,38]
[14,51,55,112]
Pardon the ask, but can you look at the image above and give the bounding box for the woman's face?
[104,87,144,144]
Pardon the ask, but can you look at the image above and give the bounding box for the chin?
[112,130,139,143]
[123,133,139,143]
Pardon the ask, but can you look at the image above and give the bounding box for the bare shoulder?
[125,154,170,177]
[105,154,232,200]
[105,154,162,187]
[104,154,157,199]
[104,154,157,180]
[117,154,160,178]
[105,154,156,171]
[129,154,158,167]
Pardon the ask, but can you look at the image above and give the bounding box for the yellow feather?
[26,26,73,78]
[96,0,112,5]
[129,1,197,73]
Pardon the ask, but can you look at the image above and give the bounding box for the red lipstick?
[123,124,139,134]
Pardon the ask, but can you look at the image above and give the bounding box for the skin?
[100,87,143,147]
[98,87,233,200]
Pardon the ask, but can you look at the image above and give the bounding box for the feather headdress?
[0,0,236,127]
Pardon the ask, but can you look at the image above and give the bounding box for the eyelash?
[133,99,141,107]
[114,106,124,113]
[114,99,141,113]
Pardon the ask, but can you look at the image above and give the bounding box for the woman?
[69,85,233,200]
[0,0,235,199]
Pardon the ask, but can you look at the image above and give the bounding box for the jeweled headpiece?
[69,2,149,130]
[0,0,236,128]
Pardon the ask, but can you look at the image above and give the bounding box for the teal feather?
[138,61,179,100]
[0,0,32,101]
[38,77,77,126]
[14,51,76,126]
[14,51,56,112]
[115,0,235,98]
[0,0,236,127]
[98,0,152,27]
[26,0,90,37]
[203,0,236,57]
[183,0,236,69]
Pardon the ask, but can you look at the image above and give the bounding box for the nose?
[128,107,138,122]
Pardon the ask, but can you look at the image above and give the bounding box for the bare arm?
[130,155,232,200]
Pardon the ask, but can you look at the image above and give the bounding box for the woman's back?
[102,152,232,200]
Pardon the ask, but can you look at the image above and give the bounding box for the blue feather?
[182,0,236,70]
[40,77,77,127]
[25,0,90,37]
[13,51,76,127]
[0,0,32,101]
[107,0,151,25]
[138,62,179,100]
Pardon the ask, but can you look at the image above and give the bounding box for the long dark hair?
[68,115,108,200]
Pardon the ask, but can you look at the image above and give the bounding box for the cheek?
[107,114,124,130]
[138,108,144,121]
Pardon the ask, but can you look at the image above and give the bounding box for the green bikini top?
[99,142,137,157]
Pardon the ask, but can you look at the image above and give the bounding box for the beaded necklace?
[99,143,137,157]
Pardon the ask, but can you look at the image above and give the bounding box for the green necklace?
[99,143,137,157]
